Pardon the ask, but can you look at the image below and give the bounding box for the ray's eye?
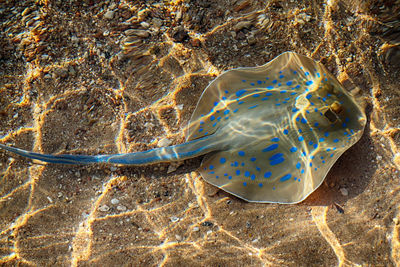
[324,109,337,123]
[330,101,343,114]
[324,102,342,123]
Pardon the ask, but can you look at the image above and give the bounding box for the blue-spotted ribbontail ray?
[0,52,366,204]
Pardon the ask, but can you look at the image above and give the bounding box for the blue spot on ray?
[262,144,278,152]
[280,174,292,182]
[236,89,247,97]
[269,153,284,161]
[248,105,258,109]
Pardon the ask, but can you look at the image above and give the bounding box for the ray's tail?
[0,135,221,165]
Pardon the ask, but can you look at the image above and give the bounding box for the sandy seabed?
[1,0,400,266]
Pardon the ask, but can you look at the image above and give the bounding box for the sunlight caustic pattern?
[0,0,399,266]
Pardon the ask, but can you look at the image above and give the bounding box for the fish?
[0,52,366,204]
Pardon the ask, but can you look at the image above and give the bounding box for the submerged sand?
[0,0,399,266]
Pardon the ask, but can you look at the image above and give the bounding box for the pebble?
[201,221,213,227]
[170,216,180,222]
[193,226,200,232]
[54,67,69,78]
[297,13,311,24]
[247,35,256,45]
[233,21,252,32]
[152,18,163,28]
[172,27,189,42]
[99,205,110,212]
[125,29,149,38]
[340,188,349,196]
[104,10,115,20]
[167,164,178,174]
[111,198,120,205]
[117,205,127,211]
[234,0,251,12]
[140,21,150,29]
[176,104,184,110]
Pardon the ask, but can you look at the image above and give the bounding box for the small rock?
[190,38,201,47]
[99,205,110,212]
[68,66,76,76]
[104,10,115,20]
[340,188,349,196]
[111,198,120,205]
[117,205,127,211]
[246,221,251,228]
[152,18,163,28]
[247,35,256,45]
[140,21,150,29]
[175,234,182,241]
[176,104,184,110]
[172,26,189,42]
[201,221,213,227]
[170,216,179,222]
[234,0,251,12]
[125,29,150,38]
[167,164,177,174]
[54,67,69,78]
[193,226,200,232]
[71,36,79,43]
[233,21,252,32]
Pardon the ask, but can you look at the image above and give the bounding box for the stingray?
[0,52,366,204]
